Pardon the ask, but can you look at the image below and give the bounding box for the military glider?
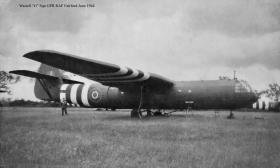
[10,50,258,118]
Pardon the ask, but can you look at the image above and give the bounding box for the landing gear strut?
[131,85,144,119]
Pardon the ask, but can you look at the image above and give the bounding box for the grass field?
[1,107,280,168]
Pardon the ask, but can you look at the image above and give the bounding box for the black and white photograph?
[1,0,280,167]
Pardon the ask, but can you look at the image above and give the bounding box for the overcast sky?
[1,0,280,100]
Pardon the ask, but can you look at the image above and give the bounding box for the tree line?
[0,98,60,107]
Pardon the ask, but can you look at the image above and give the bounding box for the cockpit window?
[235,80,253,93]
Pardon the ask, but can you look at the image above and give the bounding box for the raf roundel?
[91,90,99,99]
[88,87,102,103]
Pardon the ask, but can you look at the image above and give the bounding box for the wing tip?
[23,50,41,60]
[9,70,23,75]
[23,50,58,60]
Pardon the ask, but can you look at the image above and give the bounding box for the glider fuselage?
[46,79,257,110]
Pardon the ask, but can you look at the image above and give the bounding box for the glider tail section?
[35,64,64,101]
[10,64,83,101]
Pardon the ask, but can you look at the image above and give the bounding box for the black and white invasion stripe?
[83,66,150,82]
[60,84,102,107]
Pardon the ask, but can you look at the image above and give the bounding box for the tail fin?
[10,64,83,101]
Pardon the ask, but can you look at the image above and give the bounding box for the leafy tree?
[264,83,280,101]
[0,71,20,94]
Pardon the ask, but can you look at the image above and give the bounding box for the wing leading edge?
[23,50,174,89]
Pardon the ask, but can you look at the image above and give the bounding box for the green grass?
[1,107,280,168]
